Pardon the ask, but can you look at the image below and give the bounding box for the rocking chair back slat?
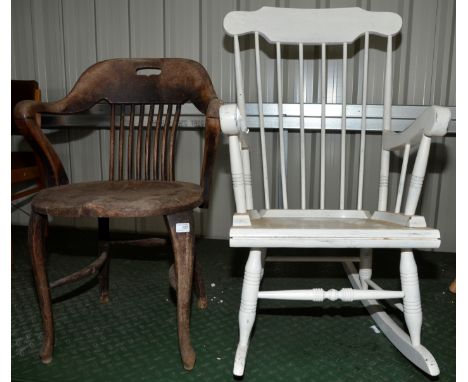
[276,42,288,209]
[233,35,247,133]
[254,32,270,210]
[357,32,369,210]
[320,43,326,209]
[299,43,305,210]
[340,43,347,210]
[378,36,394,211]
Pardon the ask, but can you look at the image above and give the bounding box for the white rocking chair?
[220,6,451,378]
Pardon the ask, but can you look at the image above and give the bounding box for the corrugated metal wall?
[11,0,456,252]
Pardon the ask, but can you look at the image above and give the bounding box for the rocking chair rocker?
[221,7,450,377]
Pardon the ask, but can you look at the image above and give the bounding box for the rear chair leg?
[29,211,54,364]
[400,250,422,346]
[234,248,263,377]
[98,217,110,304]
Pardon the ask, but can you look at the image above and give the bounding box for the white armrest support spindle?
[221,104,248,214]
[394,143,410,213]
[242,148,253,210]
[229,136,247,214]
[258,288,404,302]
[404,135,430,216]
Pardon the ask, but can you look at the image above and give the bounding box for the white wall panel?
[11,0,456,252]
[129,0,165,58]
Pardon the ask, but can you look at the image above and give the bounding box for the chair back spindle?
[254,32,271,209]
[378,36,394,212]
[299,43,305,210]
[357,32,369,210]
[320,43,326,209]
[107,103,183,182]
[340,42,347,210]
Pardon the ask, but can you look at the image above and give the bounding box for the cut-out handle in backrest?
[224,7,402,211]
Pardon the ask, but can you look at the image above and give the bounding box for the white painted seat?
[221,6,451,378]
[230,209,440,249]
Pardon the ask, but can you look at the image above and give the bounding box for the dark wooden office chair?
[11,80,46,201]
[14,58,221,370]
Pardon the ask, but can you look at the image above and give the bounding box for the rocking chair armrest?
[220,104,247,135]
[382,105,451,151]
[13,100,69,187]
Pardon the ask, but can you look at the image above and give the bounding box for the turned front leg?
[29,211,54,364]
[400,250,422,346]
[234,249,263,376]
[165,211,196,370]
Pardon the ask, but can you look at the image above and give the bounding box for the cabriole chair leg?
[234,248,263,377]
[165,210,196,370]
[29,211,54,364]
[400,250,422,346]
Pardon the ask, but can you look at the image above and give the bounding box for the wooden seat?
[14,58,221,370]
[32,181,202,218]
[221,6,451,378]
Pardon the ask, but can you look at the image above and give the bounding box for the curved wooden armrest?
[14,100,69,187]
[382,105,451,150]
